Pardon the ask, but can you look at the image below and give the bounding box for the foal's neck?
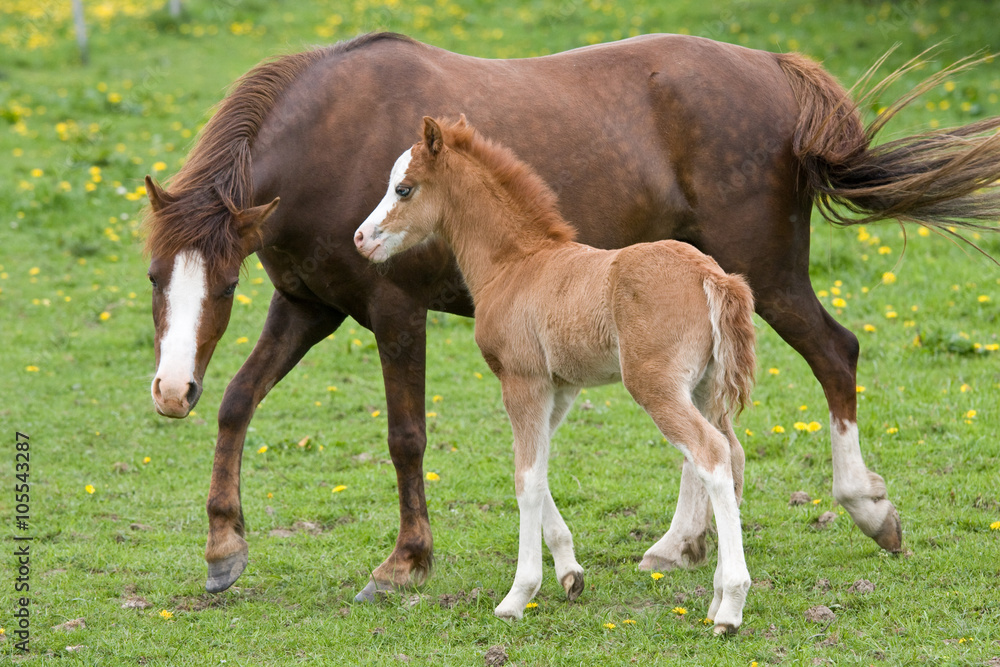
[440,158,572,299]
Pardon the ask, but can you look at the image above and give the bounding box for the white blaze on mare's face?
[355,148,413,262]
[152,250,207,408]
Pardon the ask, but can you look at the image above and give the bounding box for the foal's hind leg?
[756,277,901,552]
[494,376,556,620]
[639,460,712,571]
[625,371,750,634]
[542,386,585,601]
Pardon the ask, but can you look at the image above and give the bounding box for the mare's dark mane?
[440,120,577,243]
[144,32,417,269]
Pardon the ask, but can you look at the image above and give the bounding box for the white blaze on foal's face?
[354,148,429,262]
[150,250,207,417]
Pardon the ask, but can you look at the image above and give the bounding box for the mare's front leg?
[543,387,585,601]
[206,291,346,593]
[355,298,433,601]
[495,375,556,619]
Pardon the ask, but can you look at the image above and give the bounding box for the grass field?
[1,0,999,664]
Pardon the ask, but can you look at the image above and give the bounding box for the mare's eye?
[223,282,238,297]
[395,185,413,198]
[148,274,158,289]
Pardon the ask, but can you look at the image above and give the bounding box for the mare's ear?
[423,116,444,158]
[145,175,170,212]
[235,197,280,251]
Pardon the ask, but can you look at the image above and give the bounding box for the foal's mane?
[439,120,577,244]
[144,32,417,270]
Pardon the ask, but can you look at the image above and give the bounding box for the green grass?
[1,0,999,664]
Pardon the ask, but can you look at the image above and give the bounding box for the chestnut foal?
[355,117,757,633]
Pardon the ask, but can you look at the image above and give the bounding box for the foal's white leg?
[542,387,585,600]
[494,377,555,620]
[639,459,712,571]
[698,460,749,633]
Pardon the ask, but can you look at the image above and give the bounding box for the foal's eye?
[395,185,413,198]
[223,282,238,297]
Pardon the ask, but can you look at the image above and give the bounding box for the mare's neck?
[439,169,569,300]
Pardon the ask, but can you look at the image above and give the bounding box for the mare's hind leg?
[543,386,584,601]
[495,375,556,619]
[756,278,901,552]
[206,291,346,592]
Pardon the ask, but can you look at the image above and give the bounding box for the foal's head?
[144,177,278,418]
[353,116,461,263]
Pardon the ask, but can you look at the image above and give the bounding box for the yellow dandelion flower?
[878,246,891,255]
[622,619,636,625]
[327,386,338,392]
[917,227,930,237]
[886,427,898,434]
[143,456,151,464]
[650,572,664,580]
[857,229,870,242]
[236,294,252,305]
[332,485,347,493]
[960,384,970,393]
[474,372,483,379]
[830,286,841,296]
[99,311,111,321]
[525,602,538,609]
[371,410,381,418]
[30,168,43,178]
[159,610,173,619]
[744,429,754,437]
[257,445,268,454]
[235,336,249,344]
[832,297,847,308]
[882,272,897,285]
[885,311,897,319]
[768,367,780,375]
[672,607,687,615]
[989,521,1000,530]
[978,295,991,303]
[807,421,822,432]
[426,411,437,418]
[603,622,616,629]
[812,498,821,505]
[107,92,122,103]
[432,395,443,403]
[771,425,785,434]
[25,365,39,372]
[799,404,808,411]
[152,161,167,171]
[29,266,40,276]
[703,617,713,625]
[863,324,876,332]
[794,422,808,431]
[965,410,977,419]
[85,484,95,494]
[426,472,440,481]
[817,289,829,297]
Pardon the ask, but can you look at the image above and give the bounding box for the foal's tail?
[702,272,756,420]
[777,51,1000,242]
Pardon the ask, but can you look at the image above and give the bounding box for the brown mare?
[354,116,758,631]
[144,33,1000,599]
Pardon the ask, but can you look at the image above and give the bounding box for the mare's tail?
[702,272,756,420]
[776,51,1000,239]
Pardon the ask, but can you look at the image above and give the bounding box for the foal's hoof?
[561,571,585,601]
[354,578,399,603]
[205,548,248,593]
[713,623,738,636]
[873,505,903,553]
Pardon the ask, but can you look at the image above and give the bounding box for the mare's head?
[354,116,462,263]
[144,176,278,418]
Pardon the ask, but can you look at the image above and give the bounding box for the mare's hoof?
[205,548,248,593]
[561,571,585,601]
[354,578,399,603]
[873,505,902,553]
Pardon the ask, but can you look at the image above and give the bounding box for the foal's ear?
[235,197,280,250]
[423,116,444,157]
[145,175,170,212]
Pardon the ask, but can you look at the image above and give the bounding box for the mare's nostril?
[354,229,365,246]
[186,382,199,405]
[152,377,162,401]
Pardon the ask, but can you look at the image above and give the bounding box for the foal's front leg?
[494,376,556,620]
[543,386,584,601]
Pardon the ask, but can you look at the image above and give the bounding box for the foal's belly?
[548,342,622,388]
